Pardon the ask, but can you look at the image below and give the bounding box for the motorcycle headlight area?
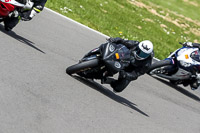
[180,61,191,67]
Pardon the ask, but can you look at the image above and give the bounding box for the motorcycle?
[147,42,200,90]
[66,42,131,82]
[0,0,32,22]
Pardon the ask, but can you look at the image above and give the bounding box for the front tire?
[66,59,99,75]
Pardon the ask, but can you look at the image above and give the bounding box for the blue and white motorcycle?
[148,43,200,90]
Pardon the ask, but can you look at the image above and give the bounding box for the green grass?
[46,0,200,59]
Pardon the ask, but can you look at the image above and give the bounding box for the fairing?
[0,1,15,16]
[102,43,131,74]
[0,0,25,17]
[164,47,200,80]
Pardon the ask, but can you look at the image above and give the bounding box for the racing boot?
[190,78,200,90]
[190,73,200,90]
[190,82,198,90]
[101,77,115,84]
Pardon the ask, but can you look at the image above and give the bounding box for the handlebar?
[179,42,184,45]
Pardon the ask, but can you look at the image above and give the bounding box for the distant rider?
[182,42,200,90]
[84,37,154,92]
[4,0,47,31]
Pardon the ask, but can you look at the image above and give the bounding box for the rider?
[85,37,154,92]
[3,0,47,31]
[182,42,200,90]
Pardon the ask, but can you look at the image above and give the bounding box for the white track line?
[44,7,109,38]
[45,7,160,61]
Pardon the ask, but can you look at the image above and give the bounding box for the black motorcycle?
[66,42,131,81]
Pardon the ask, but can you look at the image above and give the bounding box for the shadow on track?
[153,76,200,102]
[0,24,45,54]
[73,75,149,117]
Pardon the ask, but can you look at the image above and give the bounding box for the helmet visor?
[135,49,150,60]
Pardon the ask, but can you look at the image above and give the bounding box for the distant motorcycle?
[66,42,131,81]
[147,42,200,89]
[0,0,32,21]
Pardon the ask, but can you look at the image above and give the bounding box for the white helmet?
[134,40,153,60]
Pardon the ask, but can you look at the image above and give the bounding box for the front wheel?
[66,59,99,75]
[147,60,172,75]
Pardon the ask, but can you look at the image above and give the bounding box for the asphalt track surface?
[0,8,200,133]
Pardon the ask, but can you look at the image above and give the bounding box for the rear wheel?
[66,59,99,75]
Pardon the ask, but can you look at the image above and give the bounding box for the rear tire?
[66,59,99,75]
[147,60,171,75]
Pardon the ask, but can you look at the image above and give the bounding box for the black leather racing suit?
[104,37,154,92]
[4,0,47,31]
